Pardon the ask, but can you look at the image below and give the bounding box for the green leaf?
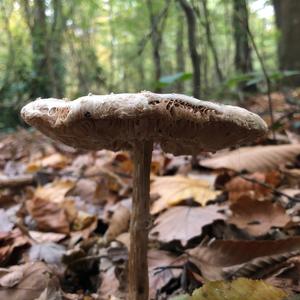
[158,72,193,87]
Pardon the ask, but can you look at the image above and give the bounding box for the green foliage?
[224,70,300,90]
[158,72,193,88]
[0,0,279,130]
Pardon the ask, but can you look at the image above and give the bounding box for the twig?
[237,172,300,204]
[153,265,184,276]
[234,11,276,140]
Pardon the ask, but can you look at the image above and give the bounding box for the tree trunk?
[178,0,201,99]
[273,0,300,87]
[21,0,65,98]
[31,0,52,98]
[232,0,255,92]
[146,0,163,92]
[201,0,223,83]
[49,0,65,97]
[175,7,185,93]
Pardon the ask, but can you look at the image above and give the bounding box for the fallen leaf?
[71,178,98,203]
[29,231,66,244]
[0,262,60,299]
[151,176,221,214]
[98,266,123,300]
[229,198,291,236]
[150,205,225,246]
[26,197,71,234]
[188,237,300,280]
[34,179,75,204]
[0,209,14,232]
[200,144,300,172]
[0,229,29,266]
[27,153,69,172]
[29,243,66,264]
[191,278,287,300]
[105,205,130,242]
[225,171,281,202]
[148,249,183,299]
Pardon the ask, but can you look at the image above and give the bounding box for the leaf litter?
[2,102,300,299]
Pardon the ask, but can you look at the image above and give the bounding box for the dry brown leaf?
[191,278,287,300]
[34,179,75,204]
[27,153,69,172]
[105,205,130,242]
[0,229,29,266]
[151,176,221,214]
[0,262,60,299]
[188,237,300,280]
[229,198,291,236]
[72,211,97,231]
[200,144,300,172]
[71,178,98,203]
[26,197,71,234]
[265,255,300,294]
[150,205,225,246]
[225,171,280,202]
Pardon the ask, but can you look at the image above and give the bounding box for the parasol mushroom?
[21,92,267,300]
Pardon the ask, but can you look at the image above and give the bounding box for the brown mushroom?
[21,91,267,300]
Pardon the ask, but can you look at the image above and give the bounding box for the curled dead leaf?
[201,144,300,172]
[188,237,300,280]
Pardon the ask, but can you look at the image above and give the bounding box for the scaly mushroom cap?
[21,92,267,155]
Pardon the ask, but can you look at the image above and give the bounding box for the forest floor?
[1,92,300,299]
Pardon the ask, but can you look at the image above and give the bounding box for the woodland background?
[2,1,300,300]
[0,0,299,130]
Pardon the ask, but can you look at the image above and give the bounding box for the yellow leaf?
[151,176,221,214]
[34,179,75,203]
[192,278,287,300]
[27,153,69,172]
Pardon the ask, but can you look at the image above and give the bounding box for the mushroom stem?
[129,140,153,300]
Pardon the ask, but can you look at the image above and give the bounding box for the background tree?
[21,0,66,98]
[273,0,300,87]
[0,0,287,130]
[232,0,255,92]
[178,0,201,98]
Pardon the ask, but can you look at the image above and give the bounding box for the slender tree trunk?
[178,0,201,99]
[175,7,185,93]
[108,0,115,90]
[273,0,300,86]
[232,0,255,92]
[50,0,65,97]
[31,0,51,98]
[21,0,65,98]
[146,0,163,92]
[201,0,223,83]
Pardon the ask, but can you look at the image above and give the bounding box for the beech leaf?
[150,205,225,246]
[200,145,300,172]
[151,176,221,214]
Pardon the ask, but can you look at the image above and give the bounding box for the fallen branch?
[0,174,34,188]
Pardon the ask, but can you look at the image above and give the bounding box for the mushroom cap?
[21,92,267,155]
